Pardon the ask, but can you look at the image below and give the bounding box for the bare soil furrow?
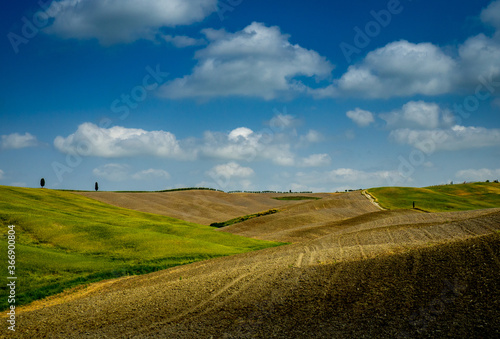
[386,228,395,244]
[158,267,259,325]
[295,252,305,268]
[307,248,317,266]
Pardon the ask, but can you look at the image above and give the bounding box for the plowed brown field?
[76,190,332,225]
[5,191,500,338]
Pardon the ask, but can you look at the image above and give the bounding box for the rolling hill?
[1,185,499,337]
[0,186,282,310]
[367,182,500,212]
[75,190,332,225]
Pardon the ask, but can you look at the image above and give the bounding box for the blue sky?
[1,0,500,192]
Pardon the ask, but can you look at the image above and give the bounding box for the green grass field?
[368,182,500,212]
[0,186,282,310]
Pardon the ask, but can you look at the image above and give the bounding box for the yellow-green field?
[0,186,282,310]
[368,182,500,212]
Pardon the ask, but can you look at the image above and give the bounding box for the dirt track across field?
[7,191,500,338]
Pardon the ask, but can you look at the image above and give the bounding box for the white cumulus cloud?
[456,168,500,181]
[267,114,300,130]
[201,127,296,166]
[44,0,217,44]
[131,169,170,180]
[390,125,500,152]
[93,164,171,182]
[457,33,500,90]
[228,127,254,142]
[55,121,331,168]
[481,0,500,32]
[325,168,401,184]
[294,168,406,190]
[0,169,4,180]
[208,162,254,179]
[315,40,457,99]
[380,101,455,130]
[298,130,324,145]
[315,15,500,100]
[299,153,331,167]
[54,123,186,159]
[346,108,375,127]
[160,22,334,100]
[1,132,38,149]
[93,164,130,181]
[206,162,255,191]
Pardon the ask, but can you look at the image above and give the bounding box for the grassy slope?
[0,186,282,309]
[368,182,500,212]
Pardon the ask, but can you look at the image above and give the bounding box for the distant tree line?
[157,187,224,193]
[336,188,363,193]
[39,178,100,191]
[227,190,313,194]
[37,177,500,193]
[37,180,327,193]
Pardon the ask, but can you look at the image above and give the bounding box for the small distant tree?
[486,180,490,183]
[40,178,45,188]
[95,182,99,191]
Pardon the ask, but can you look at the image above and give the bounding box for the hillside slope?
[218,191,380,242]
[76,190,332,225]
[368,182,500,212]
[4,189,500,338]
[0,186,281,309]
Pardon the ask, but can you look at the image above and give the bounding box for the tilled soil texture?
[76,190,333,225]
[5,192,500,338]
